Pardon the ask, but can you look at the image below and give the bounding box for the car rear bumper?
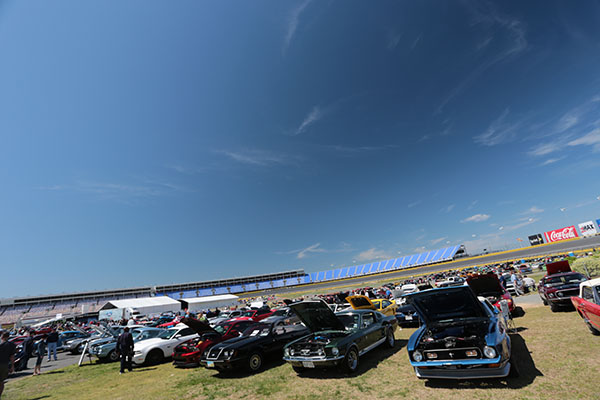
[414,361,511,379]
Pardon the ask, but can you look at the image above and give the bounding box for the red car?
[571,278,600,335]
[238,308,274,322]
[538,261,587,312]
[172,317,255,368]
[467,273,515,313]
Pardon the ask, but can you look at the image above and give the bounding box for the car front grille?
[423,347,481,361]
[290,343,324,358]
[556,288,579,297]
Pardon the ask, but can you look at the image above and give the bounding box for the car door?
[581,286,600,329]
[358,312,380,352]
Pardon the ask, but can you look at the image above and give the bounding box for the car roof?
[580,277,600,288]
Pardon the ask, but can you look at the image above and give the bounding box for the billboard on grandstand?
[578,221,597,237]
[528,234,544,246]
[544,226,579,243]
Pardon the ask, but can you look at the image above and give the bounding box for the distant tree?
[572,256,600,278]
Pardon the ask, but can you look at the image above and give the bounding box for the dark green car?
[283,299,397,373]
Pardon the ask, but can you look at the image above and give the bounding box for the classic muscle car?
[538,261,587,311]
[238,307,275,322]
[571,278,600,335]
[406,286,513,380]
[200,321,308,373]
[172,317,255,368]
[283,299,398,374]
[132,324,198,365]
[346,295,398,317]
[396,304,421,327]
[467,273,515,313]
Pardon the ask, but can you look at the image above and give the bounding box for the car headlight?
[331,347,339,356]
[483,346,496,359]
[548,292,555,298]
[134,351,142,356]
[412,351,423,362]
[290,349,295,356]
[284,348,290,357]
[557,292,563,297]
[222,349,236,359]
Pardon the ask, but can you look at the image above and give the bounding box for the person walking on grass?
[116,327,134,374]
[33,335,47,376]
[46,328,58,362]
[0,331,16,399]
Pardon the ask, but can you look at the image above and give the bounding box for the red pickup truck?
[571,278,600,335]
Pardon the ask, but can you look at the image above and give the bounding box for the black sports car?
[199,321,308,373]
[396,304,421,327]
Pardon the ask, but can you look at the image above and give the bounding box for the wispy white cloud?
[278,242,353,260]
[282,0,312,55]
[410,34,422,50]
[461,213,491,223]
[296,243,325,259]
[474,109,526,146]
[430,237,448,246]
[356,248,391,262]
[528,141,563,157]
[520,206,544,215]
[387,30,402,50]
[215,149,299,167]
[407,200,422,208]
[467,200,479,210]
[293,106,323,135]
[539,157,564,166]
[567,128,600,152]
[441,204,455,213]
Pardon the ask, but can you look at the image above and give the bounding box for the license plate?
[302,361,315,368]
[206,361,215,368]
[405,315,413,320]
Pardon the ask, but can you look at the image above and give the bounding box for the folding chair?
[499,300,517,333]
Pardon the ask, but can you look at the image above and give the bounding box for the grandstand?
[0,244,464,325]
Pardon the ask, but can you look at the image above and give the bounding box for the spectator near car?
[0,331,17,398]
[116,327,134,374]
[46,328,59,361]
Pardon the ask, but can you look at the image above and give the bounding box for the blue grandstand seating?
[325,270,333,280]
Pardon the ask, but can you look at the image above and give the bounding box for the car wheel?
[343,346,359,373]
[292,365,305,374]
[385,328,395,348]
[586,321,600,336]
[541,297,548,306]
[108,350,119,362]
[146,349,163,365]
[247,352,263,373]
[77,343,85,353]
[549,302,558,312]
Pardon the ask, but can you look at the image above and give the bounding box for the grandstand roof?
[182,294,239,304]
[100,296,180,310]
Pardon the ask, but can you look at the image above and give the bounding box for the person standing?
[46,328,58,362]
[16,330,33,371]
[0,331,17,399]
[33,335,47,376]
[116,327,134,374]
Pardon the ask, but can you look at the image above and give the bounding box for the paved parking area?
[7,351,85,381]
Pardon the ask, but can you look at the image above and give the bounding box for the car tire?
[385,328,395,348]
[146,349,163,365]
[586,321,600,336]
[541,297,548,306]
[292,365,305,374]
[108,350,119,362]
[342,346,359,374]
[247,352,263,373]
[549,302,558,312]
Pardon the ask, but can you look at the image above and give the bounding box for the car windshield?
[546,274,586,286]
[157,329,178,339]
[214,324,229,335]
[242,311,256,317]
[370,300,382,309]
[241,323,271,337]
[134,330,161,342]
[337,314,360,330]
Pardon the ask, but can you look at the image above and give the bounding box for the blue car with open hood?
[406,285,513,380]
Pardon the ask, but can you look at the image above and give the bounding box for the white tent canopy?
[179,294,240,313]
[99,296,181,319]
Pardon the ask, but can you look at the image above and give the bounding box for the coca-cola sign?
[544,226,579,243]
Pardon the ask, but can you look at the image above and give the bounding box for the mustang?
[200,321,308,373]
[283,299,397,374]
[406,286,513,380]
[172,317,255,368]
[467,273,515,314]
[346,295,398,317]
[571,278,600,335]
[538,261,587,312]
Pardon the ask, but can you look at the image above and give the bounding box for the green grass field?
[5,302,600,400]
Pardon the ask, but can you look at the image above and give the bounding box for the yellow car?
[346,295,398,317]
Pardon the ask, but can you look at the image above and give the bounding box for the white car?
[132,324,197,365]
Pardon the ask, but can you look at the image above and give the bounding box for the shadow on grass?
[211,356,287,379]
[293,339,409,379]
[26,396,50,400]
[133,367,158,372]
[424,333,543,390]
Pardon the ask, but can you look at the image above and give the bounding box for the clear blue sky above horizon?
[1,0,600,298]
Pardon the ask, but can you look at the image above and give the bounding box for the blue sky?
[1,0,600,298]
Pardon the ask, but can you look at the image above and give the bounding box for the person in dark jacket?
[116,327,134,374]
[0,331,16,398]
[46,328,58,362]
[33,336,47,376]
[16,330,33,371]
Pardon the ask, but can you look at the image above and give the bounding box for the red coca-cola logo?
[545,226,578,242]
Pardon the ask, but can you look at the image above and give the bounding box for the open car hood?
[406,286,487,326]
[345,295,376,311]
[181,317,218,336]
[289,300,346,332]
[467,274,504,296]
[545,260,571,276]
